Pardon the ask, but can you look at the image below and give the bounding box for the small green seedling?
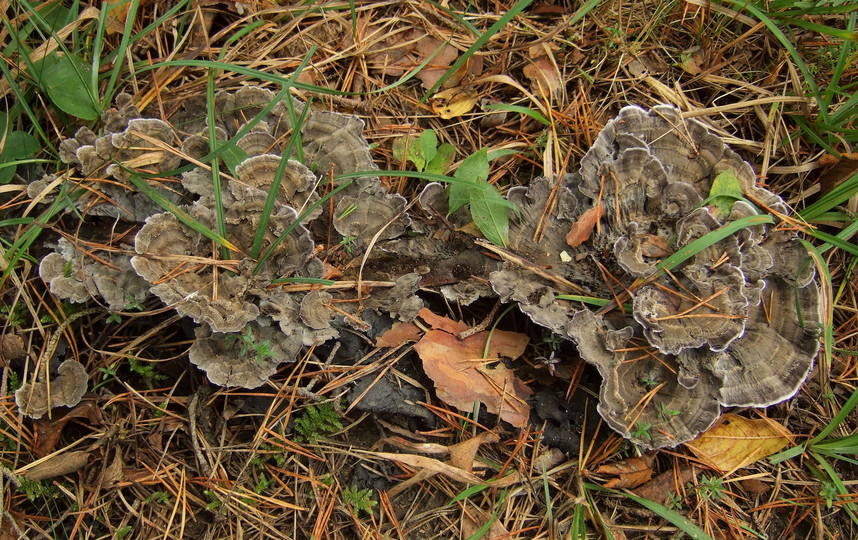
[632,420,653,442]
[696,474,725,501]
[657,402,680,420]
[341,485,377,516]
[225,326,275,365]
[392,129,455,175]
[665,491,683,510]
[339,235,356,254]
[18,477,58,502]
[293,402,343,443]
[144,491,171,504]
[255,472,272,494]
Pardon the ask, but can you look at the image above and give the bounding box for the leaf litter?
[3,1,857,538]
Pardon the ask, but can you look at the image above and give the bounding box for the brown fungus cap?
[235,154,321,220]
[16,359,88,419]
[39,238,149,311]
[189,319,304,389]
[131,184,315,333]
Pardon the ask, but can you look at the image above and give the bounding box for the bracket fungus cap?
[16,359,88,419]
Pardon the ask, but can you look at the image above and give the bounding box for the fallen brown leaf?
[417,307,470,334]
[566,205,604,247]
[684,413,791,473]
[33,401,103,457]
[819,152,858,195]
[376,321,422,348]
[97,449,125,488]
[639,234,672,258]
[414,36,459,89]
[414,313,531,426]
[0,333,26,364]
[449,431,500,472]
[632,464,696,504]
[24,450,90,482]
[523,55,561,98]
[596,452,656,489]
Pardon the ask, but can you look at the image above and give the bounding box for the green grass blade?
[447,484,490,507]
[103,0,142,105]
[484,103,550,126]
[652,214,775,278]
[1,186,82,285]
[206,69,229,261]
[810,385,858,445]
[800,172,858,221]
[585,483,713,540]
[250,96,313,260]
[131,59,351,96]
[776,16,858,40]
[804,229,858,258]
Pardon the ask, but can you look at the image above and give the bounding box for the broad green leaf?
[707,169,743,217]
[450,147,489,214]
[470,182,512,247]
[426,142,455,175]
[392,130,440,172]
[417,129,439,170]
[392,135,425,171]
[0,131,40,184]
[43,53,100,120]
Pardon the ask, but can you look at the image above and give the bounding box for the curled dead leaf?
[0,333,26,364]
[34,401,103,457]
[566,205,604,247]
[449,431,500,472]
[23,450,90,482]
[523,55,562,98]
[431,87,480,119]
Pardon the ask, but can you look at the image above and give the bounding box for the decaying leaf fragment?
[412,310,531,427]
[16,359,89,419]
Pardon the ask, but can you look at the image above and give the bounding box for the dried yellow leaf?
[431,87,479,119]
[685,413,792,473]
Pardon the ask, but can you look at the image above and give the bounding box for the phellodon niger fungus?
[35,88,819,449]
